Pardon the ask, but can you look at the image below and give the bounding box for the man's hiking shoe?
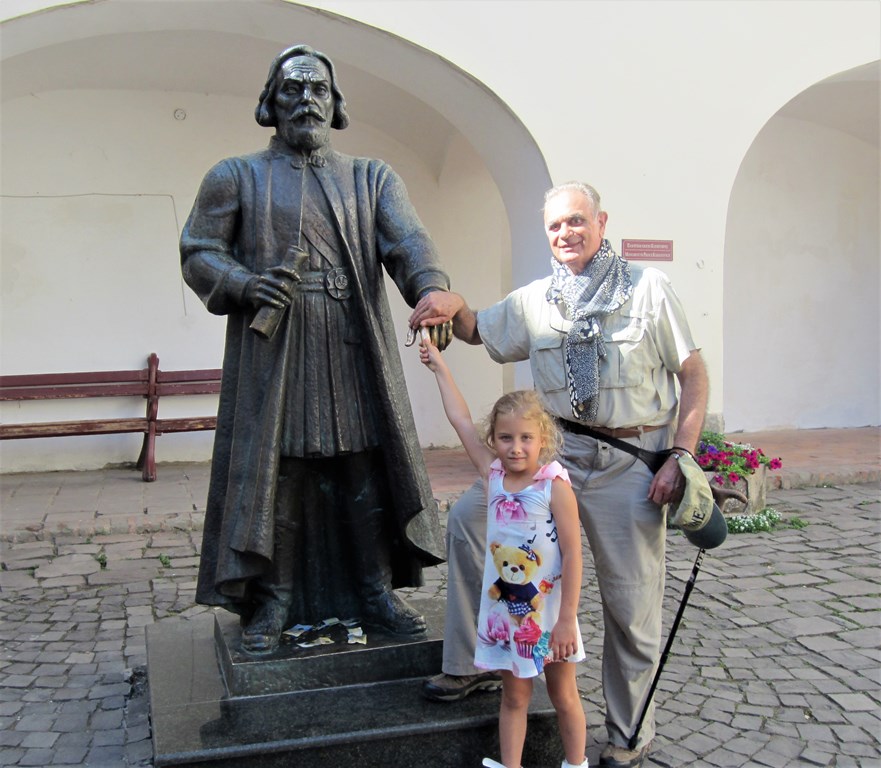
[421,671,502,701]
[599,742,651,767]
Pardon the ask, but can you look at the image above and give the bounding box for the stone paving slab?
[0,480,879,766]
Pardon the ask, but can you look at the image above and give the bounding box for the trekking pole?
[628,547,706,750]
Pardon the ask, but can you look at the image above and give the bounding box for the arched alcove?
[0,0,552,471]
[723,61,880,431]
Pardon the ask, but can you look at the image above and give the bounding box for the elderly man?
[409,181,708,768]
[181,45,451,654]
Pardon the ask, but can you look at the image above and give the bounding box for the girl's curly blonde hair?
[482,390,563,465]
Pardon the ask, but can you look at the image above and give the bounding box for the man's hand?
[409,290,481,345]
[409,291,465,329]
[649,350,708,506]
[647,454,685,506]
[245,265,301,309]
[408,291,462,351]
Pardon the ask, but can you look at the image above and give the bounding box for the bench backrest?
[0,370,151,400]
[0,353,222,401]
[155,369,222,398]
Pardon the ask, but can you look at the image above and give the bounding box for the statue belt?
[297,267,352,301]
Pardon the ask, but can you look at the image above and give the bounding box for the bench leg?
[137,425,157,482]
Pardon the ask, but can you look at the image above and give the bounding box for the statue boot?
[241,589,291,654]
[361,588,427,635]
[241,518,296,654]
[348,504,427,636]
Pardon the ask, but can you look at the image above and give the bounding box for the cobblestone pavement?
[0,468,878,766]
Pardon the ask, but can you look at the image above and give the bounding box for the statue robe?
[181,138,448,613]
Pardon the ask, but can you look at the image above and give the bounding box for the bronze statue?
[181,44,451,654]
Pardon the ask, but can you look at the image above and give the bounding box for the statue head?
[255,44,350,150]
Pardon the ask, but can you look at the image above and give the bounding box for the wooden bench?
[0,353,221,482]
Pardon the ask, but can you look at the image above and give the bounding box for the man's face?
[273,56,334,151]
[543,190,607,274]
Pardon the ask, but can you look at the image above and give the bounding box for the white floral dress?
[474,459,586,678]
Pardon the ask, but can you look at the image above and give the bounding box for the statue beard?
[276,118,331,153]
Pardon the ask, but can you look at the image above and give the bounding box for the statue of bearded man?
[181,44,451,654]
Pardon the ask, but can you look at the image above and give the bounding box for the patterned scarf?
[545,239,633,421]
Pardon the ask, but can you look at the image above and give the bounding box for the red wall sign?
[621,239,673,261]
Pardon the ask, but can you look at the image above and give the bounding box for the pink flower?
[480,610,510,644]
[697,432,783,476]
[495,498,527,524]
[728,472,741,484]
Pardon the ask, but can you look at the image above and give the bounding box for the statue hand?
[405,322,452,351]
[245,265,301,309]
[428,321,453,351]
[407,290,461,351]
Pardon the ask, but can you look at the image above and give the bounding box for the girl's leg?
[544,662,587,765]
[499,671,532,768]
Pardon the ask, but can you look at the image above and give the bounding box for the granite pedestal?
[147,599,564,767]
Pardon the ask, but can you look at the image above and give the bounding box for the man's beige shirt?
[476,265,698,429]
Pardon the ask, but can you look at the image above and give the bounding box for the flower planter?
[706,465,767,515]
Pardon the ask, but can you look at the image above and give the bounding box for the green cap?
[669,453,728,550]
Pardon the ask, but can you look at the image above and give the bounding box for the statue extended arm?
[373,165,449,304]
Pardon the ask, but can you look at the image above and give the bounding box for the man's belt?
[558,419,670,473]
[559,421,665,439]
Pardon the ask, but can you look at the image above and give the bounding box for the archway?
[0,0,552,471]
[723,61,880,432]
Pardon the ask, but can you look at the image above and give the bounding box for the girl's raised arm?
[419,332,495,480]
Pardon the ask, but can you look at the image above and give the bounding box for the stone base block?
[213,602,445,696]
[147,600,564,767]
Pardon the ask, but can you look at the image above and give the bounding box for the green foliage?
[158,553,172,568]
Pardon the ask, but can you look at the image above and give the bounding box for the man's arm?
[409,291,482,345]
[647,350,709,506]
[671,350,709,454]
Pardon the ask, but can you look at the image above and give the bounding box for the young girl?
[419,331,588,768]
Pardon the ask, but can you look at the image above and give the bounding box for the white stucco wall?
[724,115,881,430]
[1,0,879,473]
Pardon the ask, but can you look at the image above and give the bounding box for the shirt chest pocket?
[530,313,656,393]
[530,333,569,394]
[600,316,654,389]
